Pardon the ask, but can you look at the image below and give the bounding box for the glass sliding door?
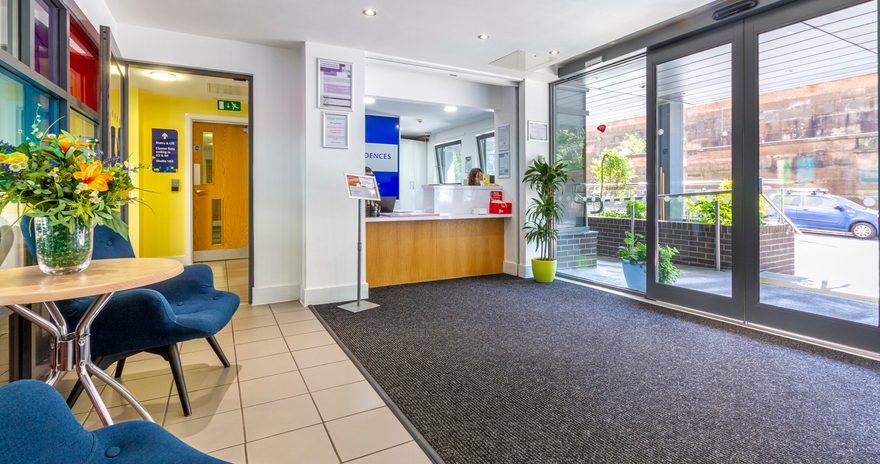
[552,56,648,290]
[646,26,740,318]
[745,0,879,352]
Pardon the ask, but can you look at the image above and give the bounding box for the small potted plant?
[523,158,569,283]
[617,231,682,291]
[0,111,141,275]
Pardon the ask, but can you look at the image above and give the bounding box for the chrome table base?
[6,292,153,426]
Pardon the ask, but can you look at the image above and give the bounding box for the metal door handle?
[195,189,206,194]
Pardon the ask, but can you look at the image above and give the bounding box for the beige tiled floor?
[42,259,431,463]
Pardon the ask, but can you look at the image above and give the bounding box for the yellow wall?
[131,89,248,258]
[128,87,140,254]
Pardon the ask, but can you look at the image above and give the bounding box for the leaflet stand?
[339,173,381,313]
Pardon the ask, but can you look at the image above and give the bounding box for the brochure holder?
[339,173,381,313]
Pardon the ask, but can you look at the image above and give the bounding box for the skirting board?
[301,282,371,306]
[503,260,518,276]
[193,248,248,262]
[252,283,301,306]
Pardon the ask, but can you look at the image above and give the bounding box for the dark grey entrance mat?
[313,275,880,464]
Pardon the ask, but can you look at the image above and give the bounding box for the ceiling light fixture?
[477,34,490,40]
[362,8,377,16]
[444,106,458,113]
[364,96,376,104]
[549,49,560,55]
[149,71,177,81]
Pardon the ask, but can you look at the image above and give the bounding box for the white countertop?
[366,213,513,223]
[423,185,504,190]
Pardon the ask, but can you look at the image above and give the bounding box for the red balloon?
[597,124,607,133]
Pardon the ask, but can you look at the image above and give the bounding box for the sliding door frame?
[645,23,745,321]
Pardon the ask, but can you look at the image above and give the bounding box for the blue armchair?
[0,380,227,464]
[21,217,240,416]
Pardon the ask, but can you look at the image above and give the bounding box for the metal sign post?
[339,174,380,313]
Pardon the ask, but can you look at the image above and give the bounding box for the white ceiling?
[367,98,492,138]
[104,0,714,77]
[129,66,249,102]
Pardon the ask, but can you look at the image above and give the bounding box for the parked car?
[771,190,879,239]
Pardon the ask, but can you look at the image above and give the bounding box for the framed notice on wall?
[322,112,349,149]
[528,120,549,142]
[318,58,353,111]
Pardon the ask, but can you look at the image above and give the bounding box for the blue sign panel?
[365,115,400,198]
[151,128,179,173]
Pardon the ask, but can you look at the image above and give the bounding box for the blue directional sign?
[151,128,178,173]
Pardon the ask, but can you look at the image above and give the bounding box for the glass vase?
[33,217,94,275]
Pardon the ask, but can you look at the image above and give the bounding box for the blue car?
[776,191,879,239]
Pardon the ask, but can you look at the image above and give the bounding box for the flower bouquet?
[0,112,140,274]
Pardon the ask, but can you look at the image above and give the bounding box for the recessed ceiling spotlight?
[364,96,376,104]
[477,34,490,40]
[549,49,561,55]
[444,106,458,113]
[149,71,176,81]
[362,8,377,16]
[449,73,458,77]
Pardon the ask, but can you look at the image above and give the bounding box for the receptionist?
[467,168,484,186]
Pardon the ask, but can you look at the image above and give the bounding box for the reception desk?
[365,213,511,287]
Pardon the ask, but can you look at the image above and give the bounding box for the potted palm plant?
[523,158,569,283]
[617,231,682,291]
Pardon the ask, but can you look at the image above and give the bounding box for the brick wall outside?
[556,227,598,271]
[582,217,795,274]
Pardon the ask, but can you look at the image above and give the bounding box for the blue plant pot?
[621,261,646,292]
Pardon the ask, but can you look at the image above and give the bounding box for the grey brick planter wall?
[581,217,795,275]
[556,227,598,271]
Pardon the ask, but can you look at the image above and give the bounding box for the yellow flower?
[73,161,114,192]
[0,152,28,165]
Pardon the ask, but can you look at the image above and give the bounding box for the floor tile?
[293,345,348,369]
[120,357,171,381]
[234,325,283,345]
[71,384,104,414]
[346,442,431,464]
[83,398,168,431]
[325,408,413,462]
[274,310,317,325]
[103,374,173,407]
[182,347,236,371]
[300,360,365,392]
[208,444,247,464]
[242,394,322,441]
[285,331,335,351]
[239,371,308,408]
[236,352,298,382]
[164,409,245,454]
[233,304,272,321]
[270,301,305,312]
[180,365,239,392]
[236,338,290,361]
[245,424,339,464]
[231,314,278,332]
[311,381,384,422]
[165,383,241,425]
[279,319,324,336]
[181,334,234,354]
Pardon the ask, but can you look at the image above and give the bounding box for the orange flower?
[74,161,114,192]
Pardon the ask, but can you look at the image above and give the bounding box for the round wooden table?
[0,258,183,427]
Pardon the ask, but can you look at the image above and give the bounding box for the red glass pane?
[69,21,98,111]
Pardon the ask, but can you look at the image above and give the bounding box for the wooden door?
[192,122,249,259]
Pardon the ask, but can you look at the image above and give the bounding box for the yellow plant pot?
[532,258,558,283]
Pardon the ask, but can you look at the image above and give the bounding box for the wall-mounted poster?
[498,151,511,178]
[322,112,349,149]
[496,124,510,152]
[528,120,549,142]
[318,58,353,111]
[151,128,178,173]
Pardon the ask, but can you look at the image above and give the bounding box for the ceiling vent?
[489,50,554,72]
[207,83,246,97]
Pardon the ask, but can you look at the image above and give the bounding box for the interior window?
[435,140,463,184]
[69,20,98,111]
[1,0,18,58]
[32,0,57,82]
[477,132,496,176]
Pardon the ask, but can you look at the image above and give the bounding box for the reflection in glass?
[655,43,733,295]
[477,133,496,176]
[202,131,214,184]
[69,21,98,111]
[758,1,879,326]
[33,0,55,81]
[435,141,463,183]
[553,56,648,290]
[1,0,18,58]
[211,198,222,245]
[69,110,96,140]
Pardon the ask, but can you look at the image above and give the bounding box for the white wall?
[108,24,303,305]
[366,63,497,110]
[300,43,367,305]
[518,79,551,278]
[428,116,494,184]
[491,85,521,276]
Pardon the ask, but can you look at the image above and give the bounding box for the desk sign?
[345,173,381,201]
[151,129,178,173]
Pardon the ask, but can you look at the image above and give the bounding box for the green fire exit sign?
[217,100,242,112]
